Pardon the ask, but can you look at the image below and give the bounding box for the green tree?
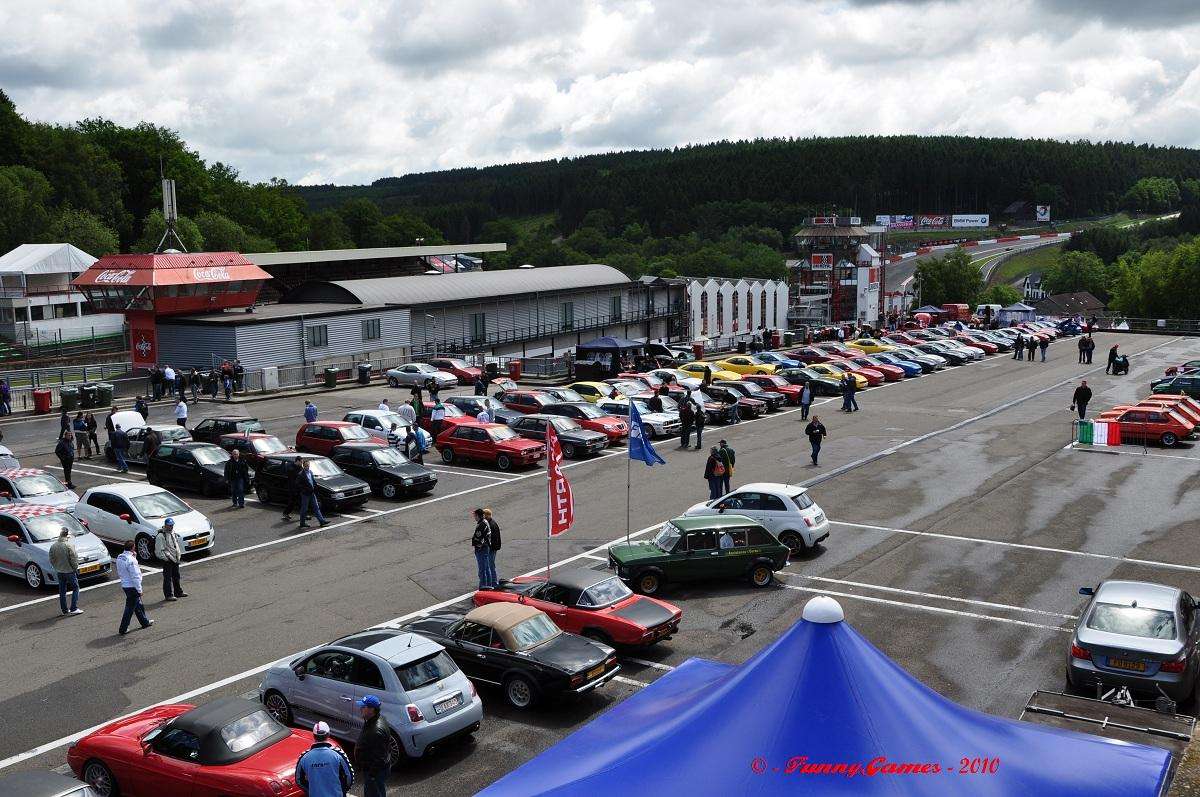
[195,210,248,251]
[913,248,983,307]
[478,218,521,244]
[1121,177,1181,214]
[134,209,204,253]
[978,283,1021,306]
[42,207,119,256]
[1042,250,1109,297]
[337,198,384,246]
[1109,240,1200,318]
[0,165,53,252]
[307,210,354,250]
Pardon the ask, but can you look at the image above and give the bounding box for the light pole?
[426,313,437,358]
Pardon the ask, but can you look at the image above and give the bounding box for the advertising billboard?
[875,215,892,226]
[811,216,837,226]
[810,253,834,269]
[951,214,990,228]
[888,215,914,230]
[848,216,862,226]
[917,214,950,228]
[1036,205,1051,222]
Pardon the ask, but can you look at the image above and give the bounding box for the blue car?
[759,351,801,369]
[869,353,924,377]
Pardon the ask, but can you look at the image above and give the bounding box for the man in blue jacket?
[295,721,353,797]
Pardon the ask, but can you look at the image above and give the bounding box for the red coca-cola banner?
[546,424,575,537]
[129,310,158,369]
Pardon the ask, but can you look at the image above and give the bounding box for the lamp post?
[426,313,437,358]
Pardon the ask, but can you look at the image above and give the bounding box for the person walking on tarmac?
[110,424,130,473]
[297,458,328,529]
[281,458,302,523]
[704,446,724,500]
[473,374,487,395]
[1084,336,1095,363]
[1077,336,1086,364]
[648,387,665,413]
[224,448,249,509]
[1026,336,1037,362]
[678,398,694,449]
[354,696,392,797]
[472,508,494,590]
[304,401,318,422]
[805,415,827,467]
[56,430,76,489]
[717,440,735,495]
[155,518,187,601]
[691,397,706,450]
[799,382,813,421]
[484,508,502,585]
[1012,333,1024,360]
[1106,344,1120,374]
[1071,380,1093,420]
[1039,336,1049,362]
[295,721,353,797]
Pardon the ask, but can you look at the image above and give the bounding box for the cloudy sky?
[3,0,1199,185]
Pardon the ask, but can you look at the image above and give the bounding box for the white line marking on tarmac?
[622,657,675,672]
[363,508,387,515]
[428,467,514,481]
[779,584,1072,632]
[339,513,365,520]
[580,553,607,561]
[1068,444,1200,462]
[613,675,650,688]
[779,573,1076,619]
[51,465,141,483]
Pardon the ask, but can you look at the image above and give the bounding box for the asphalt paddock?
[1,331,1198,795]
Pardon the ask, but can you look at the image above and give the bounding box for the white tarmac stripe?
[428,467,515,481]
[1069,445,1200,463]
[779,584,1072,632]
[831,520,1200,575]
[580,553,608,561]
[779,572,1076,619]
[0,523,662,772]
[621,657,675,672]
[613,675,650,688]
[51,465,141,483]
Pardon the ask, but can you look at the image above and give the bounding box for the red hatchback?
[844,356,904,382]
[419,401,470,433]
[1096,407,1198,447]
[428,357,482,384]
[741,373,804,403]
[884,332,924,347]
[474,567,682,648]
[437,421,546,470]
[541,402,629,442]
[953,333,998,354]
[496,389,557,414]
[217,432,292,469]
[295,421,373,455]
[814,343,860,358]
[69,697,334,797]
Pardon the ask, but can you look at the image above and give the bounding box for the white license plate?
[434,694,462,715]
[186,536,209,548]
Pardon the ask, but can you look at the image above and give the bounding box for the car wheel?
[255,483,269,502]
[388,376,399,388]
[496,454,513,471]
[750,564,773,587]
[381,482,398,499]
[83,759,119,797]
[778,531,807,557]
[441,448,455,464]
[635,571,662,596]
[504,674,538,709]
[1162,432,1179,448]
[24,563,44,590]
[388,732,406,767]
[263,690,293,725]
[146,470,161,486]
[135,534,155,564]
[561,443,575,459]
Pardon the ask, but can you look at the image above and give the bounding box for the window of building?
[561,302,574,331]
[469,313,486,343]
[731,292,739,332]
[307,325,329,348]
[361,318,381,341]
[715,294,723,334]
[610,295,622,321]
[29,305,44,321]
[761,293,768,327]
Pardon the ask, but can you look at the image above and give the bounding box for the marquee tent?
[914,305,946,314]
[999,302,1037,324]
[477,597,1170,796]
[576,335,645,353]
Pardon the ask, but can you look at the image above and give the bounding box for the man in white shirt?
[378,399,390,413]
[115,541,152,635]
[429,401,447,442]
[476,407,492,424]
[396,402,416,425]
[174,399,188,427]
[163,365,175,384]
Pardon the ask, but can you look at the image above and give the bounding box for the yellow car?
[569,381,624,403]
[845,338,896,355]
[679,362,742,382]
[809,363,869,390]
[713,355,777,375]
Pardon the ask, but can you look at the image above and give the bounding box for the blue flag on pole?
[628,400,667,466]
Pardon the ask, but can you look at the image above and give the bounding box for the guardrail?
[1110,318,1200,336]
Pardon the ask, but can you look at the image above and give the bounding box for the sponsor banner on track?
[1036,205,1052,222]
[917,214,950,228]
[888,215,914,230]
[875,215,892,226]
[951,214,990,228]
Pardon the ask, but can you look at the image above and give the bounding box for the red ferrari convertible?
[474,567,682,648]
[69,697,338,797]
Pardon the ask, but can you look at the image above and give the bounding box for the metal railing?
[1110,318,1200,336]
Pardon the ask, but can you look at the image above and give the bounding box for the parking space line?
[428,468,515,481]
[779,584,1072,632]
[580,553,607,561]
[613,675,650,688]
[621,657,675,672]
[339,513,366,520]
[779,572,1076,619]
[362,508,387,515]
[1067,444,1200,462]
[830,520,1200,574]
[50,465,142,483]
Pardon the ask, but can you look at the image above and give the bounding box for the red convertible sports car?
[69,697,336,797]
[473,567,682,648]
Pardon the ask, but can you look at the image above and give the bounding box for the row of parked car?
[1093,393,1200,448]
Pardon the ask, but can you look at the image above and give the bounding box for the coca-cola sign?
[94,269,136,284]
[192,266,231,282]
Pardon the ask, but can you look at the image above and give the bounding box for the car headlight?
[333,492,345,500]
[402,478,413,486]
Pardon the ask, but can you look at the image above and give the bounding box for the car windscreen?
[371,448,410,466]
[737,382,765,395]
[1086,602,1177,640]
[131,491,192,519]
[307,458,341,477]
[443,359,469,369]
[192,447,230,465]
[440,405,465,417]
[488,426,520,442]
[552,389,585,403]
[220,710,286,754]
[548,417,581,432]
[578,577,633,607]
[12,474,66,497]
[508,613,561,650]
[252,437,288,454]
[22,512,87,542]
[573,405,605,419]
[395,650,459,690]
[762,376,788,387]
[654,522,681,552]
[235,420,264,433]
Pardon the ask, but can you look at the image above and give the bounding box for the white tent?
[0,243,97,277]
[999,301,1037,324]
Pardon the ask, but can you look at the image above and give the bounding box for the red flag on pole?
[546,423,574,537]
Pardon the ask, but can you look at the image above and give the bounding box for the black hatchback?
[189,416,265,444]
[253,453,370,511]
[147,442,247,496]
[509,414,608,458]
[329,442,437,499]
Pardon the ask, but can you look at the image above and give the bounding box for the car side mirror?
[293,665,306,680]
[79,519,89,528]
[0,492,9,498]
[6,534,19,545]
[119,513,132,523]
[1078,587,1094,596]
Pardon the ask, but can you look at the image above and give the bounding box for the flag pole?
[625,452,631,546]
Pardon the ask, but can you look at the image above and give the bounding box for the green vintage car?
[607,515,790,596]
[1152,375,1200,399]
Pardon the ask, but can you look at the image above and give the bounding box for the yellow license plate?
[587,665,605,679]
[187,536,209,548]
[1108,658,1146,672]
[78,564,101,574]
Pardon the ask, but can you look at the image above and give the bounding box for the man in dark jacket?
[224,448,250,509]
[1077,336,1086,364]
[1070,380,1092,420]
[1026,336,1037,361]
[55,431,76,489]
[134,395,149,420]
[691,398,705,449]
[717,440,735,495]
[281,459,302,522]
[472,508,493,589]
[647,387,665,414]
[1012,333,1024,360]
[484,508,502,585]
[805,416,827,466]
[110,424,130,473]
[354,696,392,797]
[1106,344,1120,374]
[678,396,694,449]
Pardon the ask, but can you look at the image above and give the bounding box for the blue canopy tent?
[574,336,645,378]
[478,597,1170,796]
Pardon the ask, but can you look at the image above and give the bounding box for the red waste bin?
[32,388,52,414]
[507,360,522,381]
[692,342,705,360]
[771,331,781,348]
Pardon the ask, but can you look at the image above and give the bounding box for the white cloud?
[1,0,1198,185]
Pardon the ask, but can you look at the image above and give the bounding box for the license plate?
[434,694,462,715]
[814,513,825,523]
[186,536,209,548]
[78,564,101,575]
[587,665,605,679]
[1108,657,1147,672]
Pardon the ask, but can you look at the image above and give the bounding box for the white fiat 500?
[685,482,829,555]
[73,482,215,563]
[0,468,79,508]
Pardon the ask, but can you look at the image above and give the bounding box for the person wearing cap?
[354,695,393,797]
[154,518,186,601]
[295,721,353,797]
[50,528,82,616]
